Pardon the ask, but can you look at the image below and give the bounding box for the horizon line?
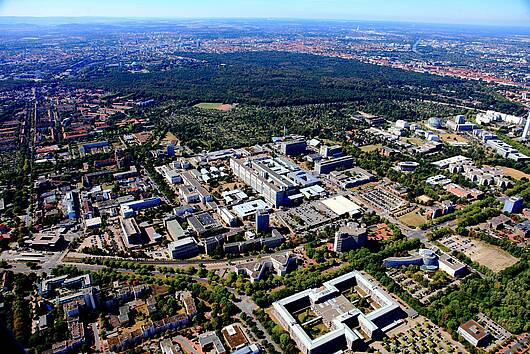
[1,15,530,29]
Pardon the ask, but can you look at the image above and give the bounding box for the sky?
[0,0,529,26]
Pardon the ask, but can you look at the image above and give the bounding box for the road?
[1,248,70,274]
[62,248,294,270]
[91,322,102,353]
[229,290,282,353]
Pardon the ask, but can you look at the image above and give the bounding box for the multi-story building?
[255,209,270,233]
[272,271,402,354]
[458,320,491,347]
[503,196,524,214]
[313,156,354,176]
[230,156,319,207]
[120,217,142,245]
[168,237,200,259]
[333,223,367,253]
[280,138,307,156]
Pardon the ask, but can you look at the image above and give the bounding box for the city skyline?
[1,0,530,26]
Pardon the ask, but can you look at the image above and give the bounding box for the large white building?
[230,156,319,207]
[272,271,403,354]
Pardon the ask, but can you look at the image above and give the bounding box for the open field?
[161,132,179,145]
[360,144,382,153]
[439,133,469,143]
[193,102,234,111]
[400,137,423,146]
[399,210,428,228]
[496,166,530,180]
[468,240,519,272]
[440,235,519,273]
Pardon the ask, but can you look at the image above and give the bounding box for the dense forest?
[69,51,524,113]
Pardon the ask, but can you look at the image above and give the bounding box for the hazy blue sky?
[1,0,529,26]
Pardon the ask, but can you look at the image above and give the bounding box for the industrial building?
[230,156,319,207]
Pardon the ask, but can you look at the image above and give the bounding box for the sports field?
[193,102,234,111]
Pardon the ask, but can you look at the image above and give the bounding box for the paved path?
[229,290,282,353]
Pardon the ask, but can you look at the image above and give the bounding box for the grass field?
[360,144,382,153]
[400,137,424,146]
[465,239,519,273]
[496,166,530,180]
[399,210,428,228]
[441,235,519,273]
[439,133,469,143]
[193,102,234,111]
[161,132,179,145]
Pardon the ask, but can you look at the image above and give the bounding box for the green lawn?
[193,102,224,110]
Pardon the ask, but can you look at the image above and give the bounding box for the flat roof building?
[333,223,368,253]
[458,320,491,347]
[230,156,319,207]
[168,237,200,259]
[314,156,354,176]
[272,271,403,354]
[165,219,187,240]
[199,331,227,354]
[187,212,223,237]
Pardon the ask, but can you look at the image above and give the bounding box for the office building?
[230,156,319,207]
[320,145,342,158]
[384,249,466,277]
[187,212,223,236]
[199,331,227,354]
[255,209,270,233]
[165,219,187,240]
[120,217,142,245]
[313,156,354,176]
[522,113,530,141]
[397,161,419,172]
[333,223,367,252]
[168,237,200,259]
[167,142,175,157]
[217,207,238,227]
[272,271,402,354]
[458,320,491,347]
[63,191,78,219]
[280,139,307,156]
[503,196,524,214]
[120,197,161,218]
[235,252,295,283]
